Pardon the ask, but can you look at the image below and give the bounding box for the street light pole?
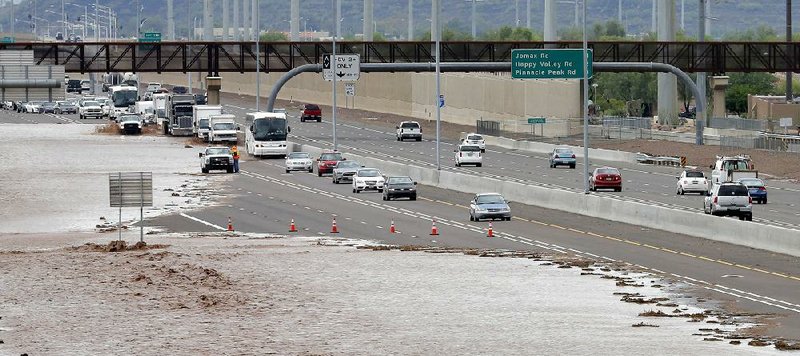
[435,0,441,170]
[332,0,338,151]
[256,0,260,111]
[582,0,590,194]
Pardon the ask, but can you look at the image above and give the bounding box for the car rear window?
[459,145,481,152]
[555,148,573,154]
[467,135,483,141]
[388,177,413,184]
[738,178,764,187]
[597,168,619,175]
[718,185,749,196]
[320,153,342,161]
[305,104,320,110]
[685,171,704,178]
[401,122,420,129]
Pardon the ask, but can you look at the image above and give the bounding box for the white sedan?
[676,170,709,195]
[352,168,385,193]
[24,101,42,113]
[461,133,486,152]
[285,152,314,173]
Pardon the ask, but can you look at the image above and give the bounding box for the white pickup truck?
[710,155,756,187]
[208,114,239,143]
[396,121,422,141]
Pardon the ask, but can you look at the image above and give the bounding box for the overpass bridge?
[1,40,797,75]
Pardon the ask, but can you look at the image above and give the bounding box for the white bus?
[108,85,138,120]
[245,112,290,158]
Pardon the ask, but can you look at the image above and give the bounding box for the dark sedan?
[40,102,57,113]
[382,176,417,201]
[55,102,79,114]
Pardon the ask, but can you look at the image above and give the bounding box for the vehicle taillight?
[571,154,576,158]
[713,197,718,204]
[758,187,766,191]
[749,196,752,204]
[459,152,462,157]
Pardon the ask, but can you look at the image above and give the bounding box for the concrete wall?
[142,71,581,127]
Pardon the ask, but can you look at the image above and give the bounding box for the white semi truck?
[192,105,223,141]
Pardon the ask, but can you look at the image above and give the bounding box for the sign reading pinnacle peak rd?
[511,49,593,79]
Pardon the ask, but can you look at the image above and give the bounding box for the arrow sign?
[323,54,360,82]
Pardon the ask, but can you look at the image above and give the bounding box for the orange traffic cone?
[289,219,297,232]
[331,217,339,234]
[227,217,234,232]
[430,219,439,236]
[389,221,396,234]
[487,221,494,238]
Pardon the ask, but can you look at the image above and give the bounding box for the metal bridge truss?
[2,41,797,74]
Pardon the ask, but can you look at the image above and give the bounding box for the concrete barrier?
[285,141,800,257]
[478,134,640,164]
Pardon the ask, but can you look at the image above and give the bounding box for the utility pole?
[651,0,656,34]
[787,0,793,102]
[680,0,684,31]
[251,0,257,40]
[431,0,438,43]
[255,0,260,111]
[223,0,229,41]
[697,0,708,132]
[408,0,413,40]
[526,0,531,29]
[515,0,520,27]
[332,0,338,150]
[471,0,477,38]
[434,0,441,171]
[618,0,622,24]
[363,0,374,41]
[582,0,589,194]
[290,0,299,40]
[544,0,556,41]
[62,0,66,39]
[337,0,342,38]
[233,0,239,40]
[167,0,175,40]
[705,0,711,38]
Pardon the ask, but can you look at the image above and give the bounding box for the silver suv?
[703,182,753,221]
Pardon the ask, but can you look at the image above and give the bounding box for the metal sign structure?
[323,54,360,82]
[109,172,153,242]
[511,49,593,79]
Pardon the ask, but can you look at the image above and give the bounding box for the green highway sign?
[139,32,161,43]
[1,37,15,43]
[511,49,593,79]
[527,117,546,124]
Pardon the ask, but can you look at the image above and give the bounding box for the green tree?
[723,25,780,41]
[726,73,777,115]
[260,31,288,41]
[593,72,657,116]
[416,27,472,41]
[372,32,387,41]
[481,26,541,41]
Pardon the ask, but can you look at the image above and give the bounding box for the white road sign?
[323,54,360,82]
[780,117,793,127]
[345,83,355,96]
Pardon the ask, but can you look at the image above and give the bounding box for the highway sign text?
[511,49,593,80]
[323,54,360,82]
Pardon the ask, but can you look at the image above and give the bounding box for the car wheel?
[317,170,322,177]
[355,189,360,194]
[746,214,753,221]
[702,190,708,196]
[678,187,684,195]
[308,168,313,173]
[79,115,84,120]
[227,167,234,173]
[201,167,209,174]
[570,164,576,169]
[469,214,474,221]
[332,177,337,184]
[739,215,745,221]
[455,162,460,167]
[286,169,290,173]
[410,195,416,201]
[378,189,383,193]
[506,217,512,221]
[476,163,482,167]
[762,198,767,204]
[616,187,622,192]
[416,137,421,142]
[396,136,400,141]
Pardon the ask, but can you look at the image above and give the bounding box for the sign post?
[109,172,153,242]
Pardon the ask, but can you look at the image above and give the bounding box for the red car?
[301,104,322,122]
[589,167,622,192]
[316,151,345,177]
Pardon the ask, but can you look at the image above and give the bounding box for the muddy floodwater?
[0,124,218,233]
[0,123,791,354]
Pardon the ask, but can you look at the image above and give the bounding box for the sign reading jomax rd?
[511,49,593,80]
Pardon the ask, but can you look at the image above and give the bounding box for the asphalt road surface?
[221,98,800,231]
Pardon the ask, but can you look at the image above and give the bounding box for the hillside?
[0,0,794,41]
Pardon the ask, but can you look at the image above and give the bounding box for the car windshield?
[685,171,705,178]
[112,90,137,107]
[597,168,620,175]
[320,153,343,161]
[467,135,483,141]
[206,148,230,155]
[288,152,310,159]
[476,194,505,205]
[83,101,99,107]
[119,115,140,122]
[358,169,381,177]
[388,177,413,184]
[401,122,419,129]
[718,185,749,196]
[337,161,360,168]
[459,145,481,152]
[198,119,210,129]
[213,122,236,130]
[738,178,764,187]
[723,160,750,171]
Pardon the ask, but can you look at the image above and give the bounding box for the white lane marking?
[179,213,226,231]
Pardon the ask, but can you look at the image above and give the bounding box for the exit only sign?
[511,49,593,79]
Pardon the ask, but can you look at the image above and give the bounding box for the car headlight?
[475,206,488,212]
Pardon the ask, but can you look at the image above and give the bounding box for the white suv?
[396,121,422,141]
[454,144,483,167]
[703,182,753,221]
